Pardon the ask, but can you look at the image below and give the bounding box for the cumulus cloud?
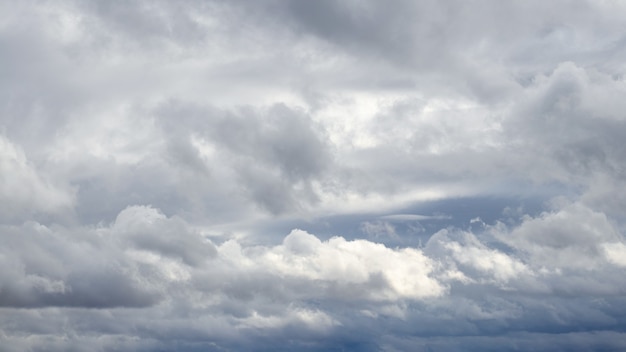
[3,204,626,350]
[3,0,626,350]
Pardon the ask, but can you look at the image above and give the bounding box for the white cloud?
[432,230,530,283]
[266,229,445,300]
[602,242,626,267]
[1,203,626,350]
[500,202,621,269]
[3,0,626,350]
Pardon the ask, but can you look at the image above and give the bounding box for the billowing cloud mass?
[2,1,626,351]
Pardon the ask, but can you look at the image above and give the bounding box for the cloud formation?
[2,0,626,350]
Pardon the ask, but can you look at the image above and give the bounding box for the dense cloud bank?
[2,0,626,351]
[3,204,626,351]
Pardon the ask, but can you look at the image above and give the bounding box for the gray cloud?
[153,101,331,214]
[3,0,626,350]
[2,205,626,350]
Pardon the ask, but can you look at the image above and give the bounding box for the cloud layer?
[2,0,626,351]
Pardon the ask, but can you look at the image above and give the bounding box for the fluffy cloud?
[3,0,626,350]
[3,203,626,350]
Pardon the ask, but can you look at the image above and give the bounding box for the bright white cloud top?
[2,1,626,351]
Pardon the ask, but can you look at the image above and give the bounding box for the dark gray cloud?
[2,0,626,351]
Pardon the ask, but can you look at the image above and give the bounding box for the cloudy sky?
[2,0,626,351]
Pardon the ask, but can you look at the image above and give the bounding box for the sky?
[2,0,626,351]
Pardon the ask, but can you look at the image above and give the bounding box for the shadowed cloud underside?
[2,1,626,351]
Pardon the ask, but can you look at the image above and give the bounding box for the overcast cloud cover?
[2,0,626,351]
